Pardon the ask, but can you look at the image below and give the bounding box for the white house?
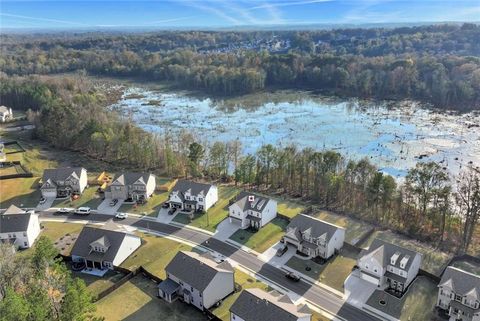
[230,288,311,321]
[104,172,156,203]
[158,251,235,311]
[437,266,480,321]
[71,220,141,270]
[0,205,41,249]
[167,180,218,212]
[41,167,88,198]
[357,238,422,295]
[228,191,277,230]
[0,106,13,122]
[282,214,345,260]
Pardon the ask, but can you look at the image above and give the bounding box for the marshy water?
[111,87,480,179]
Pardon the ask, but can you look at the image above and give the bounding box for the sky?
[0,0,479,29]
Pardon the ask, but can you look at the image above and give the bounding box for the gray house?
[283,214,345,260]
[230,288,311,321]
[167,180,218,212]
[158,251,235,311]
[40,167,88,198]
[0,205,41,249]
[437,266,480,321]
[105,172,156,203]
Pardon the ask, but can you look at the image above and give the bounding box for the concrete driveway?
[258,242,296,267]
[213,218,241,241]
[344,271,377,306]
[96,198,123,214]
[36,196,56,211]
[157,207,178,224]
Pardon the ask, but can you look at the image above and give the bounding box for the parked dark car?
[285,272,301,282]
[276,245,288,257]
[109,199,118,206]
[161,202,170,209]
[168,208,176,215]
[39,197,46,205]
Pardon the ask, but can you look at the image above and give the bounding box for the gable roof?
[171,180,214,199]
[360,238,421,271]
[111,172,153,186]
[440,266,480,297]
[0,205,32,233]
[230,288,311,321]
[231,191,272,212]
[71,221,137,263]
[287,214,344,242]
[42,167,85,183]
[166,251,233,292]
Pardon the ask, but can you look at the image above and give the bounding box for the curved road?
[40,211,382,321]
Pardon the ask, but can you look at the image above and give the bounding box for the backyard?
[229,217,289,253]
[74,270,126,300]
[285,246,359,292]
[451,259,480,276]
[95,275,205,321]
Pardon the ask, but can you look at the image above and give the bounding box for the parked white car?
[75,207,91,215]
[115,212,128,219]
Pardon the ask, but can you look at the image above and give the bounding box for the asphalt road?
[41,212,382,321]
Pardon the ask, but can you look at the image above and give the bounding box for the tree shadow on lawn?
[0,177,41,208]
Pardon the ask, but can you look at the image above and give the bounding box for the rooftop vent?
[391,252,401,266]
[400,255,410,269]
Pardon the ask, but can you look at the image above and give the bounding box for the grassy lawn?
[121,233,198,279]
[212,269,271,321]
[118,191,169,216]
[276,198,305,218]
[0,177,41,208]
[74,270,126,300]
[52,186,103,209]
[313,210,373,245]
[285,247,359,292]
[359,230,451,276]
[451,260,480,276]
[173,186,240,232]
[229,217,289,253]
[95,275,204,321]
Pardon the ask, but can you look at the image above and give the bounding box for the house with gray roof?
[0,205,40,249]
[230,288,311,321]
[357,238,422,295]
[437,266,480,321]
[41,167,88,198]
[105,172,156,203]
[158,251,234,311]
[71,220,141,270]
[167,180,218,212]
[228,191,277,230]
[283,214,345,260]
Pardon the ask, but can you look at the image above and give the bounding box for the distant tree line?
[1,24,479,110]
[1,75,479,255]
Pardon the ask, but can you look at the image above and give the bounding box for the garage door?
[361,272,380,286]
[42,189,56,198]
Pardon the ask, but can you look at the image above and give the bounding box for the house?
[41,167,88,198]
[158,251,234,311]
[228,191,277,230]
[71,220,141,270]
[282,214,345,259]
[437,266,480,321]
[230,288,311,321]
[357,238,422,295]
[167,180,218,212]
[0,205,41,249]
[0,106,13,122]
[104,172,156,203]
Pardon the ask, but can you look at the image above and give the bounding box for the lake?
[110,87,480,179]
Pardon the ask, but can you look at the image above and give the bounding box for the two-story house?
[41,167,88,198]
[228,191,277,230]
[0,205,41,249]
[167,180,218,212]
[282,214,345,260]
[158,251,235,311]
[105,172,156,203]
[71,220,141,270]
[0,106,13,122]
[357,238,422,295]
[230,288,311,321]
[437,266,480,321]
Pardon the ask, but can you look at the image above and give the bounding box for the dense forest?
[1,24,479,110]
[1,75,479,255]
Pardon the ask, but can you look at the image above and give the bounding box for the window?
[365,264,369,270]
[191,286,193,292]
[374,268,378,273]
[24,242,28,247]
[23,232,27,237]
[455,294,462,302]
[199,198,203,201]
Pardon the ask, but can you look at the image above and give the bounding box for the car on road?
[168,208,176,215]
[75,207,91,215]
[39,197,46,205]
[115,212,128,219]
[276,245,288,257]
[57,208,72,214]
[109,199,118,206]
[285,271,301,282]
